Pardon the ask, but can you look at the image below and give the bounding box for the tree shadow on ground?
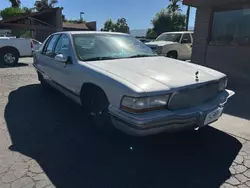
[4,84,242,188]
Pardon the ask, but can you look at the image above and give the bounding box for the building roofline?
[0,8,62,24]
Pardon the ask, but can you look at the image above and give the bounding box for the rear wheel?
[167,51,178,59]
[83,88,116,136]
[1,48,19,66]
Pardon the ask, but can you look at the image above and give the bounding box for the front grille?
[168,82,219,110]
[149,46,161,54]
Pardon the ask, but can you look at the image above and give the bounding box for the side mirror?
[54,54,67,62]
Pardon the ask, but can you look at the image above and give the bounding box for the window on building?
[210,8,250,45]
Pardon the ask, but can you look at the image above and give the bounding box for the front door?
[51,34,78,95]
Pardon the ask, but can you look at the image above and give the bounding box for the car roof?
[54,31,130,36]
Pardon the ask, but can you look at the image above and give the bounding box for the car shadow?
[0,62,29,68]
[4,84,242,188]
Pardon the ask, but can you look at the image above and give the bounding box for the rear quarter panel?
[0,38,32,56]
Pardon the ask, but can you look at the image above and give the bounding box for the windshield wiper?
[127,54,157,58]
[83,56,120,61]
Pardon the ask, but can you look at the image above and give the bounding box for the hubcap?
[4,53,15,64]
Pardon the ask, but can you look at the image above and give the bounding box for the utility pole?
[186,6,190,31]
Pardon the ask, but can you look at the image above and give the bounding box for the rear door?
[179,33,192,60]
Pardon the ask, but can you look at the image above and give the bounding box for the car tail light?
[31,40,34,49]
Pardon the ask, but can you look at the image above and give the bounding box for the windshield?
[73,34,156,61]
[155,33,182,42]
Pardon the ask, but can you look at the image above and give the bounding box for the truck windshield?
[73,34,156,61]
[155,33,182,42]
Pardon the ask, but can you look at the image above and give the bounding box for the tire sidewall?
[1,49,19,66]
[167,52,177,59]
[83,90,116,136]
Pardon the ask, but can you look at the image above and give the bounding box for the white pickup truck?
[0,37,34,66]
[146,31,193,60]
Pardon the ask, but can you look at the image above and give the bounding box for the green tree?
[22,7,33,14]
[0,7,23,20]
[101,18,130,33]
[114,18,130,33]
[34,0,58,12]
[101,19,115,32]
[167,0,181,14]
[151,9,186,36]
[146,28,157,39]
[9,0,21,8]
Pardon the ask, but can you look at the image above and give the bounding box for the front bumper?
[109,89,234,136]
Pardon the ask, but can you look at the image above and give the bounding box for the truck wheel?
[167,51,178,59]
[1,48,19,66]
[83,89,116,136]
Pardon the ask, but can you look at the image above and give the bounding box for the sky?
[0,0,196,30]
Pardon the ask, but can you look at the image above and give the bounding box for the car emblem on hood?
[195,71,199,82]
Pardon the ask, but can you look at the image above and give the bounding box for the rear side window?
[43,35,60,57]
[181,34,192,44]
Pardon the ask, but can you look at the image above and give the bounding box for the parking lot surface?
[0,58,249,188]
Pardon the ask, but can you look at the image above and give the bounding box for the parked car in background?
[146,31,193,60]
[0,37,33,66]
[137,38,152,43]
[33,31,234,136]
[31,39,42,52]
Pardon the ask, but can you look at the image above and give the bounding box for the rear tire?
[1,47,19,66]
[83,89,116,136]
[167,51,178,59]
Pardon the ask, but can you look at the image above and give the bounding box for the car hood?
[145,41,176,47]
[88,56,225,93]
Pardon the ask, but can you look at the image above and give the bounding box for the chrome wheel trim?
[4,53,15,64]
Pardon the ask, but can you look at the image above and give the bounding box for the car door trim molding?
[51,80,80,97]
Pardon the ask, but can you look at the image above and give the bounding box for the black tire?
[167,51,178,59]
[83,88,116,136]
[37,72,51,89]
[1,47,19,66]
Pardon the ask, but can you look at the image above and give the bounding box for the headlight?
[155,46,163,54]
[121,95,170,113]
[218,77,228,91]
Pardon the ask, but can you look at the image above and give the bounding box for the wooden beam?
[0,23,57,31]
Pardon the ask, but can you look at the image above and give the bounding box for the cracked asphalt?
[0,57,249,188]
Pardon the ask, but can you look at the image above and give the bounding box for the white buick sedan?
[33,31,234,136]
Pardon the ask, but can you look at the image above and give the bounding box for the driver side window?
[43,34,60,57]
[54,34,71,58]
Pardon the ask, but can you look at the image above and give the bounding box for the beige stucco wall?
[191,5,250,88]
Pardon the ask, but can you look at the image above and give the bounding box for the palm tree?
[167,0,181,14]
[34,0,58,12]
[9,0,21,8]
